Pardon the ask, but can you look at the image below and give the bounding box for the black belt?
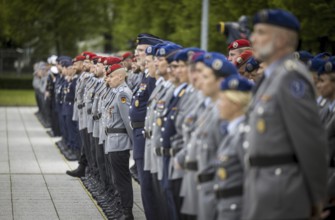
[78,103,85,109]
[131,121,145,129]
[87,108,92,114]
[198,172,215,183]
[155,147,182,157]
[93,113,102,120]
[249,154,298,167]
[105,127,127,135]
[185,161,198,171]
[215,185,243,199]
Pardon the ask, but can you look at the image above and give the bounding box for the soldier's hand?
[174,158,181,170]
[44,92,50,99]
[311,203,323,220]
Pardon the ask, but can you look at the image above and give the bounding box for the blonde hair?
[223,90,252,113]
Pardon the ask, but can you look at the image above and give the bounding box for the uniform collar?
[204,97,211,107]
[156,77,165,86]
[329,100,335,112]
[227,115,245,134]
[264,55,291,78]
[173,83,187,97]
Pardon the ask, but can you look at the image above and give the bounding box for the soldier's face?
[318,74,335,99]
[106,72,120,88]
[176,61,189,84]
[83,60,92,72]
[228,50,241,63]
[251,24,275,61]
[95,63,105,78]
[194,62,205,90]
[157,57,168,76]
[201,66,221,98]
[168,61,179,85]
[145,55,156,76]
[218,92,240,120]
[135,45,149,67]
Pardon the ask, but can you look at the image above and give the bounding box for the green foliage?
[1,0,334,57]
[0,89,36,106]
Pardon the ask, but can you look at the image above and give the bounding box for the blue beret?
[203,52,238,77]
[136,33,164,46]
[253,9,300,32]
[57,56,72,63]
[60,59,72,67]
[319,57,335,75]
[314,52,331,60]
[245,57,260,73]
[191,52,206,63]
[145,43,167,56]
[308,57,326,73]
[220,75,254,92]
[293,51,313,63]
[174,48,204,62]
[156,43,183,57]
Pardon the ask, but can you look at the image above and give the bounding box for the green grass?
[0,89,36,106]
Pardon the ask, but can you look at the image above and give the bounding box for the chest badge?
[156,118,162,127]
[257,118,266,134]
[135,100,139,107]
[217,168,227,180]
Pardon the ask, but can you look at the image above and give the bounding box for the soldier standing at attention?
[242,9,328,220]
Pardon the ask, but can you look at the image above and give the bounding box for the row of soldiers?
[33,8,335,220]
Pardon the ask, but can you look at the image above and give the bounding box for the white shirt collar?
[173,83,187,97]
[156,77,165,86]
[227,115,245,134]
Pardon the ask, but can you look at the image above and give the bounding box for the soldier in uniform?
[227,39,252,64]
[103,64,134,219]
[234,50,253,77]
[211,75,253,220]
[242,9,328,220]
[129,33,164,220]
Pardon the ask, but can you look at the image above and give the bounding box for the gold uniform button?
[257,118,266,134]
[217,168,227,180]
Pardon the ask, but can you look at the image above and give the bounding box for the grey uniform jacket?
[151,82,175,179]
[72,73,84,122]
[99,88,114,145]
[242,58,328,220]
[76,72,92,130]
[104,82,133,153]
[83,76,98,133]
[213,117,246,220]
[144,78,166,171]
[92,81,107,138]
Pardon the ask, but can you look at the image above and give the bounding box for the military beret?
[97,57,107,64]
[145,43,166,56]
[156,43,183,57]
[60,59,72,67]
[220,75,254,92]
[293,51,314,63]
[122,52,133,60]
[319,57,335,75]
[106,64,124,76]
[136,33,164,46]
[235,50,254,67]
[253,9,300,32]
[227,39,251,51]
[203,52,239,77]
[174,48,204,62]
[314,52,331,60]
[191,52,206,63]
[57,56,72,63]
[104,57,122,65]
[308,57,326,73]
[245,57,260,73]
[72,55,85,63]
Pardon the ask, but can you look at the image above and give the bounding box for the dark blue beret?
[293,51,313,62]
[314,52,331,60]
[203,52,238,77]
[319,57,335,75]
[156,43,183,57]
[57,56,72,63]
[136,33,164,46]
[173,48,204,62]
[220,75,254,92]
[253,9,300,32]
[245,57,260,73]
[308,57,326,74]
[145,43,167,56]
[60,59,72,67]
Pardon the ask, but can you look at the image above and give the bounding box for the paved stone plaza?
[0,107,145,220]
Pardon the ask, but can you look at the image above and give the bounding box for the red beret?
[106,64,123,76]
[122,52,133,60]
[228,39,251,51]
[72,55,86,63]
[97,57,107,63]
[104,57,122,65]
[81,51,97,60]
[235,50,254,67]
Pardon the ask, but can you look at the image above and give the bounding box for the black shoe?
[129,164,139,183]
[66,164,86,178]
